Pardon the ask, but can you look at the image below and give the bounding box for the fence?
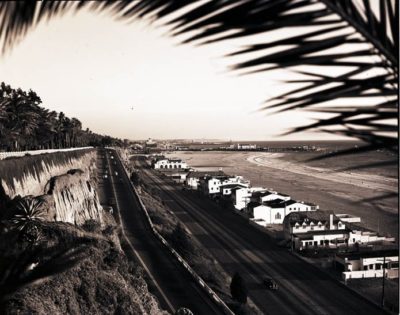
[0,147,94,160]
[115,150,235,315]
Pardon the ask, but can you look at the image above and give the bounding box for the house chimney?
[329,214,334,230]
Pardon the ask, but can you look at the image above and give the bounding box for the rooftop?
[221,183,248,189]
[186,170,226,179]
[283,211,339,226]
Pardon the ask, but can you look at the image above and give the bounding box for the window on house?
[363,266,368,270]
[275,213,281,220]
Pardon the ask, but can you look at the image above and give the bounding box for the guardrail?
[0,147,94,160]
[115,149,235,315]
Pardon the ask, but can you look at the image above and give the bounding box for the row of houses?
[150,157,398,280]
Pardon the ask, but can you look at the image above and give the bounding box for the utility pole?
[381,255,386,307]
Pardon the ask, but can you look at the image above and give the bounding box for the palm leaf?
[0,0,397,165]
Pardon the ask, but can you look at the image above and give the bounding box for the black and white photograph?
[0,1,398,314]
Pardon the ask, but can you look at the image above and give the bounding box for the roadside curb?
[115,150,235,315]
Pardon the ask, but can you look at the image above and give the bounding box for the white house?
[283,211,349,249]
[232,187,267,210]
[220,183,249,196]
[295,230,350,250]
[335,250,399,280]
[283,211,344,239]
[153,158,188,170]
[200,175,250,196]
[348,230,396,245]
[184,171,226,190]
[252,199,318,225]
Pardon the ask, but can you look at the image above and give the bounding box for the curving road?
[96,149,225,315]
[135,155,388,315]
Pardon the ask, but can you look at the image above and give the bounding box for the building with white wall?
[232,187,267,210]
[252,199,318,224]
[184,170,226,190]
[283,211,349,249]
[335,250,399,280]
[153,158,188,170]
[200,175,250,196]
[283,211,344,239]
[348,230,396,245]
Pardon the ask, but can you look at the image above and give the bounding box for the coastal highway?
[96,149,225,315]
[135,156,388,315]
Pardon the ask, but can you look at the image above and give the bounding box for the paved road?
[96,149,225,315]
[136,156,388,315]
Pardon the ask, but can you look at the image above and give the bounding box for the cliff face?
[1,150,97,199]
[40,170,103,225]
[0,150,103,226]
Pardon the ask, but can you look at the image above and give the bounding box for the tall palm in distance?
[0,0,397,166]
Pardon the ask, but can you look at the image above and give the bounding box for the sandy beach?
[166,151,398,238]
[247,153,397,193]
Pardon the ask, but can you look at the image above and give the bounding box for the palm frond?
[0,0,398,164]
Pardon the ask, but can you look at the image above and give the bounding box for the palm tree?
[3,87,41,150]
[70,117,82,147]
[0,1,396,164]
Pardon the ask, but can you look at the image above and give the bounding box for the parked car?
[263,278,278,290]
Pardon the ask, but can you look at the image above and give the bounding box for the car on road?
[263,278,278,290]
[103,174,108,179]
[115,171,118,176]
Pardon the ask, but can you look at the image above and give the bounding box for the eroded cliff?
[0,149,103,225]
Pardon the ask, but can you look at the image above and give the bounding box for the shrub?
[230,272,248,305]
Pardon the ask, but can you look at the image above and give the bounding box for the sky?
[0,7,362,141]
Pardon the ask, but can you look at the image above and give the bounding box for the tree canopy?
[0,82,122,151]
